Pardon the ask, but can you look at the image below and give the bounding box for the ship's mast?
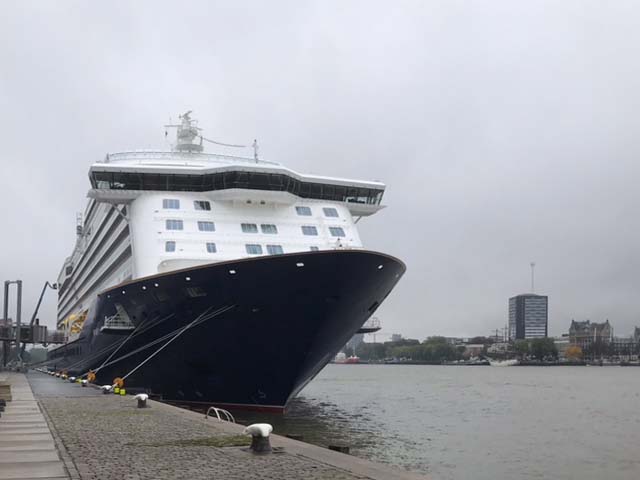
[165,111,203,153]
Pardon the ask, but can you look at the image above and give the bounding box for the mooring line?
[119,304,236,382]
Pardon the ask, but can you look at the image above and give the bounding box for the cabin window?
[296,206,312,216]
[309,246,319,251]
[329,227,346,237]
[194,200,211,211]
[323,207,339,218]
[261,224,278,234]
[245,244,263,254]
[301,225,318,236]
[165,219,183,230]
[206,242,217,253]
[198,221,215,232]
[241,223,258,233]
[163,199,180,209]
[266,244,284,255]
[165,241,176,252]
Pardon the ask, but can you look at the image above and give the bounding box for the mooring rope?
[119,304,235,382]
[96,305,232,372]
[93,317,148,373]
[63,312,176,374]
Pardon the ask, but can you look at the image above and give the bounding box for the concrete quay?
[0,372,68,480]
[0,371,428,480]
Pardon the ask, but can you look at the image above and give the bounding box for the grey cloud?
[1,0,638,339]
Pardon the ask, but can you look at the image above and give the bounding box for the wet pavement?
[16,370,427,480]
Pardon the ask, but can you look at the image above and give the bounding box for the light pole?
[530,262,536,293]
[3,280,23,366]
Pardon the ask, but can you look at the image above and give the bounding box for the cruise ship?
[47,112,406,412]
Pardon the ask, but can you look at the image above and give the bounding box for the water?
[234,364,640,480]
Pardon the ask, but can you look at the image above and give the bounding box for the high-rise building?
[508,294,548,340]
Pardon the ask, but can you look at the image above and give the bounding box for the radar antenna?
[164,111,258,159]
[164,111,203,153]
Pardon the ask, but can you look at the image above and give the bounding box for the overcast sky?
[1,1,639,340]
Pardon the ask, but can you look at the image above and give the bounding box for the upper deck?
[89,150,384,215]
[87,111,386,217]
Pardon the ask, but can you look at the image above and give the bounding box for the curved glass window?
[296,206,312,216]
[92,171,384,205]
[165,241,176,252]
[329,227,345,237]
[206,242,217,253]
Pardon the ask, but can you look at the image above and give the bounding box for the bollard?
[134,393,148,408]
[69,377,76,383]
[243,423,273,454]
[81,380,88,387]
[101,385,112,394]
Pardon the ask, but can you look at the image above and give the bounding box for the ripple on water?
[232,365,640,480]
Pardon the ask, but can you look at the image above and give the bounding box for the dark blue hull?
[47,250,405,412]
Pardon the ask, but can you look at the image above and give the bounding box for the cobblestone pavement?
[37,389,365,479]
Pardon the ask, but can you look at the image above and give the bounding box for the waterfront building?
[610,336,638,360]
[568,320,612,350]
[508,294,548,340]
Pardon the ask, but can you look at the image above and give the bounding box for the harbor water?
[234,364,640,480]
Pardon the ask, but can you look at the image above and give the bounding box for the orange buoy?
[87,371,96,383]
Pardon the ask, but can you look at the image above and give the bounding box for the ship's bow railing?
[100,304,135,333]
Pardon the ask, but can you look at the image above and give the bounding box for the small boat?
[333,353,361,364]
[489,359,519,367]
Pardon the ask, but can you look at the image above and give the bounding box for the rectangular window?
[323,207,339,218]
[301,225,318,236]
[296,206,312,216]
[266,244,284,255]
[194,200,211,211]
[241,223,258,233]
[245,244,263,254]
[260,224,278,234]
[206,242,217,253]
[163,199,180,209]
[165,241,176,252]
[198,221,215,232]
[309,246,319,251]
[165,219,183,230]
[329,226,346,237]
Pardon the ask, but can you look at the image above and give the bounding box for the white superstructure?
[57,112,386,329]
